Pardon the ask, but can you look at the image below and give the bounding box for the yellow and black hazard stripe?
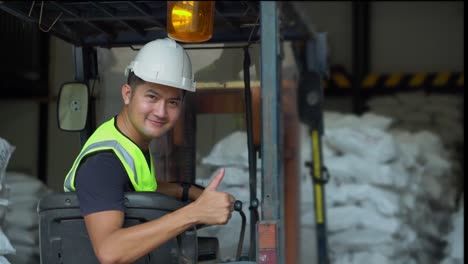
[322,68,352,91]
[322,70,463,93]
[361,71,464,91]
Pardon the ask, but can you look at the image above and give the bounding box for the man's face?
[125,82,183,140]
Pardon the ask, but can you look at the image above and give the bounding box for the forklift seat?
[37,192,202,264]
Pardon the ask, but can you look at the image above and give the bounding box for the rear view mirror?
[57,82,89,131]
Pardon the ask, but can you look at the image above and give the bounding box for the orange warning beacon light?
[167,1,215,43]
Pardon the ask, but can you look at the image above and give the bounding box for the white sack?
[324,155,364,183]
[443,196,464,262]
[329,228,395,252]
[300,170,315,204]
[4,243,39,264]
[324,126,398,164]
[332,251,392,264]
[327,183,400,216]
[327,205,400,234]
[201,131,261,169]
[4,208,38,229]
[424,152,452,177]
[324,113,362,129]
[0,229,15,255]
[0,138,15,190]
[359,112,394,131]
[300,202,315,225]
[0,256,10,264]
[390,130,422,169]
[5,172,48,197]
[299,226,317,263]
[6,242,38,256]
[368,107,406,122]
[5,196,41,212]
[325,154,409,189]
[4,227,37,246]
[323,111,393,131]
[412,131,447,156]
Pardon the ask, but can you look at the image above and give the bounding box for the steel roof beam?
[89,1,145,37]
[126,1,165,29]
[50,2,112,37]
[58,16,161,22]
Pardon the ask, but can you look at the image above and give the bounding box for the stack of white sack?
[196,131,262,262]
[441,194,464,264]
[0,137,15,225]
[0,230,14,264]
[0,137,15,264]
[369,92,465,209]
[3,172,51,264]
[367,92,464,156]
[194,109,461,263]
[300,111,461,264]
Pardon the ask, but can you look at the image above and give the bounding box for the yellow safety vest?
[63,117,157,192]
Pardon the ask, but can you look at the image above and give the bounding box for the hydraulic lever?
[234,200,247,261]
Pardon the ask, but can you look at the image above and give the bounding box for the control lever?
[234,200,247,260]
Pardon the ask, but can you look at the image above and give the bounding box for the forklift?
[0,1,329,263]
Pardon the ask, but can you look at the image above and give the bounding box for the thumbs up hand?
[190,168,236,225]
[205,168,226,190]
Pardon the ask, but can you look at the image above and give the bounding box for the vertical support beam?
[73,47,85,81]
[38,32,49,184]
[352,1,370,114]
[73,46,96,147]
[73,46,89,146]
[259,2,285,263]
[38,102,48,183]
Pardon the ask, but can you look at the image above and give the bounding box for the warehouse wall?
[371,1,464,72]
[292,1,463,114]
[293,1,464,73]
[0,101,38,175]
[292,1,354,71]
[0,1,463,191]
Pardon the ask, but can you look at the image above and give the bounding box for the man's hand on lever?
[189,168,236,225]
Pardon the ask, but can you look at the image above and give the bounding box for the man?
[63,38,236,263]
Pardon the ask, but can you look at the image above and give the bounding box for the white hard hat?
[125,38,196,92]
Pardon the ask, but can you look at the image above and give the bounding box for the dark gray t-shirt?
[75,151,134,216]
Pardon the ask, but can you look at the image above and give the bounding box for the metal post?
[297,39,330,264]
[258,2,285,264]
[73,46,96,146]
[73,47,87,146]
[38,31,49,184]
[352,1,370,114]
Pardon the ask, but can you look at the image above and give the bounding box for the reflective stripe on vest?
[63,140,137,192]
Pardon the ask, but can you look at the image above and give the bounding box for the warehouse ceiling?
[0,1,309,47]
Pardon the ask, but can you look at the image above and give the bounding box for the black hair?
[127,71,146,88]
